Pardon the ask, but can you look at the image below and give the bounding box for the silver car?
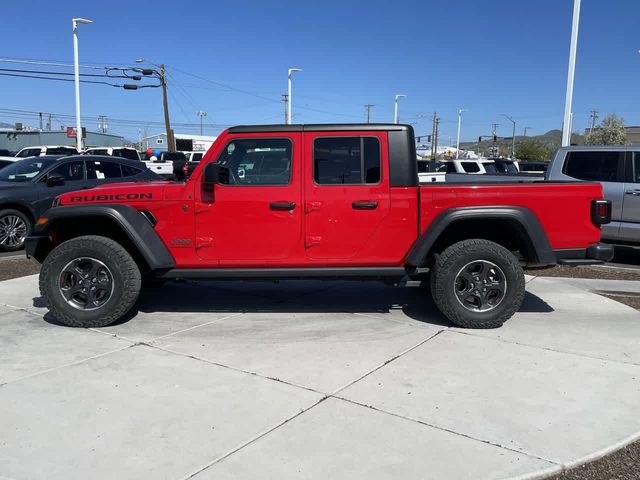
[546,146,640,244]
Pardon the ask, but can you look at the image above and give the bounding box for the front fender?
[26,204,175,270]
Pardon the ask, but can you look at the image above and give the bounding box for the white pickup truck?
[142,158,174,178]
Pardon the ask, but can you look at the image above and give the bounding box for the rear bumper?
[555,243,615,266]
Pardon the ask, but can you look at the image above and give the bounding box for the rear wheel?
[430,239,525,328]
[0,209,31,252]
[39,235,141,327]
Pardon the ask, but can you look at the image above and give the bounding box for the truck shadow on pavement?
[38,280,554,328]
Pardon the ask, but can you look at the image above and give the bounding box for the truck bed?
[419,181,603,250]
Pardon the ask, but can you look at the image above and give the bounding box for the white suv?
[15,145,78,158]
[83,147,140,161]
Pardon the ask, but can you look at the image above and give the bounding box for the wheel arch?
[0,201,36,223]
[28,204,175,272]
[406,206,556,268]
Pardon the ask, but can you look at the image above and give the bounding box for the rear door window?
[461,162,480,173]
[563,151,624,182]
[86,160,122,180]
[313,137,380,185]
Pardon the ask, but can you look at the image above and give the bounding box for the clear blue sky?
[2,0,640,143]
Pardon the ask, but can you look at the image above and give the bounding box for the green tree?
[515,140,551,161]
[586,113,627,145]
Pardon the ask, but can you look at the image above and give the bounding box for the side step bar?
[158,267,409,281]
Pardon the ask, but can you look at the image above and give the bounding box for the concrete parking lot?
[0,274,639,479]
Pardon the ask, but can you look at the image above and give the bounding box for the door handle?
[625,190,640,196]
[352,201,378,210]
[270,201,296,211]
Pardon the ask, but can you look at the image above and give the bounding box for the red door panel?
[195,133,303,264]
[304,131,390,261]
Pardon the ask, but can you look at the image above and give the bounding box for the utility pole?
[431,112,439,160]
[135,59,175,151]
[159,64,175,152]
[562,0,581,146]
[365,104,375,123]
[38,112,43,131]
[282,94,288,124]
[98,115,107,134]
[588,109,598,141]
[196,110,207,136]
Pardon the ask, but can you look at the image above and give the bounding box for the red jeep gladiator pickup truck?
[26,124,613,329]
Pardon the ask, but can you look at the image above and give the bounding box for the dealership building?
[142,133,217,153]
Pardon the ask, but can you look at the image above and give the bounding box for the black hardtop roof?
[227,123,413,134]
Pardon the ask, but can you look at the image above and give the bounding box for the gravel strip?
[0,257,40,282]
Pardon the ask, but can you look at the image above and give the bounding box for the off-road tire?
[430,239,525,329]
[0,208,31,252]
[39,235,141,328]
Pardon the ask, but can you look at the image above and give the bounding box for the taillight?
[591,199,611,226]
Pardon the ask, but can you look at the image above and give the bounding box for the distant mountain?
[460,129,584,157]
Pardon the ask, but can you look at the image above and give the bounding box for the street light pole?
[456,108,467,159]
[287,68,302,124]
[562,0,581,147]
[197,110,207,136]
[394,95,406,124]
[501,114,516,159]
[523,126,532,137]
[72,17,92,151]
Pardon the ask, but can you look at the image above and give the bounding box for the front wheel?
[39,235,142,327]
[430,239,525,329]
[0,208,31,252]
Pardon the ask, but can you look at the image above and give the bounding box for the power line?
[0,72,129,88]
[0,56,134,71]
[0,67,150,80]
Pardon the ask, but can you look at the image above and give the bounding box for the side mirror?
[46,174,65,187]
[203,163,228,185]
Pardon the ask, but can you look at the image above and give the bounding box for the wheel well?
[0,203,35,224]
[48,216,151,273]
[427,218,535,266]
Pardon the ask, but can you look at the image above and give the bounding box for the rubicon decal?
[69,193,154,202]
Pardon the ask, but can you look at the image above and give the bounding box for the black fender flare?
[27,204,175,270]
[405,206,556,268]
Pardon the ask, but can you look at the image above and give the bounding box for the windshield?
[0,157,57,182]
